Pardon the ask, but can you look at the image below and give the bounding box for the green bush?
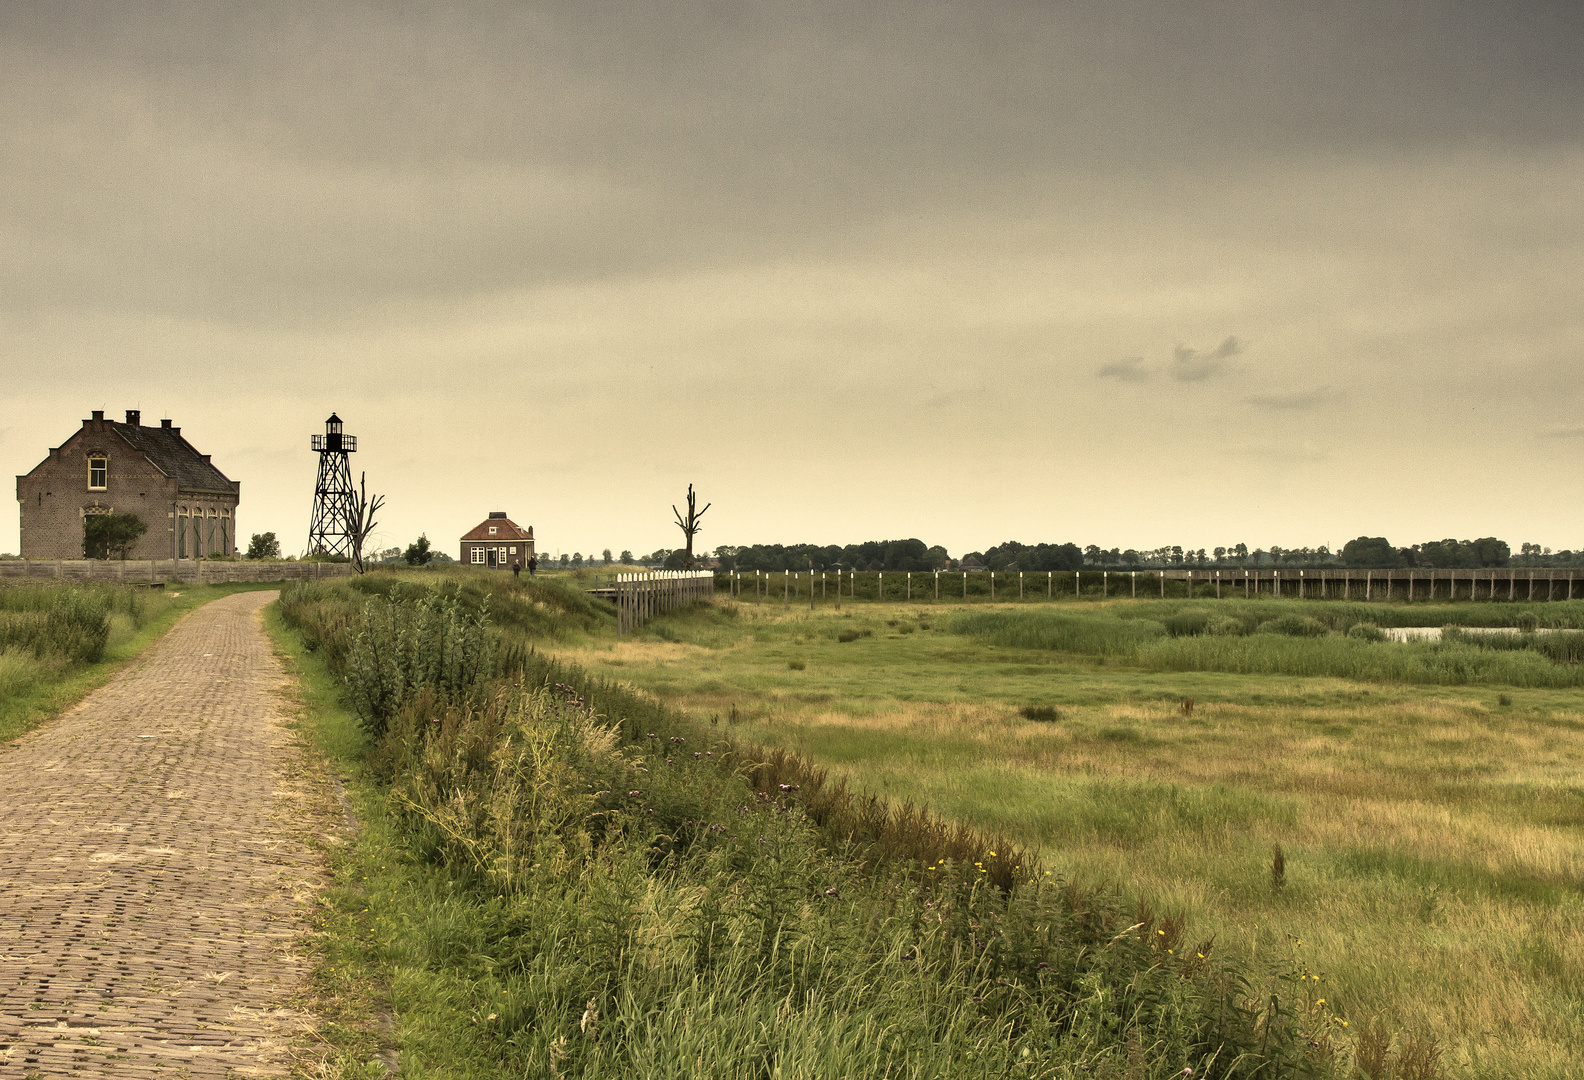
[1346,621,1385,642]
[1163,610,1212,636]
[1257,614,1329,637]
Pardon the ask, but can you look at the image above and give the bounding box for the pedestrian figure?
[528,555,538,577]
[511,560,521,581]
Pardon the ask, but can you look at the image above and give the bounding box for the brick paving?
[0,591,327,1078]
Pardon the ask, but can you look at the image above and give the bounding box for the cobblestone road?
[0,590,327,1078]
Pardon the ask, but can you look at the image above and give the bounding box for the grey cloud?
[1540,425,1584,439]
[3,3,1583,328]
[1097,357,1154,382]
[1246,386,1342,411]
[1171,337,1244,382]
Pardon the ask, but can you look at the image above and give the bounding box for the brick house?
[16,410,241,560]
[460,512,534,569]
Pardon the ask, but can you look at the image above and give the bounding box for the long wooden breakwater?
[714,566,1584,604]
[610,570,714,634]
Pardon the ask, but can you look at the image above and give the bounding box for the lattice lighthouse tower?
[306,413,358,557]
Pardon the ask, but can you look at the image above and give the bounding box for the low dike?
[0,559,353,585]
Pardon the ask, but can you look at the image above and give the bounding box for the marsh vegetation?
[546,595,1584,1079]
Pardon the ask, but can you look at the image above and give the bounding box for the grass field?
[548,596,1584,1079]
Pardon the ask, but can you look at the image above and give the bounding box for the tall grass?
[0,581,268,745]
[276,576,1342,1078]
[950,602,1584,687]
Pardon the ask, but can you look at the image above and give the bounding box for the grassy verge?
[263,603,401,1077]
[0,581,283,744]
[551,599,1584,1080]
[266,575,1338,1079]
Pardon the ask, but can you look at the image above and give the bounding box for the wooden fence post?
[936,570,940,600]
[963,570,967,600]
[990,571,994,600]
[836,569,842,611]
[1048,570,1052,598]
[1132,571,1136,598]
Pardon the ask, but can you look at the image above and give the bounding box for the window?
[509,546,516,555]
[178,510,188,558]
[488,526,498,536]
[471,547,485,564]
[88,457,108,490]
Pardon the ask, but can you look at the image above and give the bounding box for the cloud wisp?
[1171,336,1244,382]
[1246,386,1342,411]
[1096,356,1154,382]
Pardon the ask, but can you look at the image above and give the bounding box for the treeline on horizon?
[695,536,1584,573]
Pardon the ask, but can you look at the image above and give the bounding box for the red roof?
[460,516,533,542]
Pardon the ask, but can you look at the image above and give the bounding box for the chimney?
[488,511,507,519]
[201,454,211,463]
[160,419,172,429]
[170,427,180,438]
[91,410,104,422]
[125,409,141,426]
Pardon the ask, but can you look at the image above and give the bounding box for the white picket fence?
[615,570,714,635]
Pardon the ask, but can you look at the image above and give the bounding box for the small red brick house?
[460,512,534,569]
[16,410,240,560]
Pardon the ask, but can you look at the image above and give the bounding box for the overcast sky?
[4,2,1582,559]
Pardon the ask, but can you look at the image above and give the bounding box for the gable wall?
[14,419,227,559]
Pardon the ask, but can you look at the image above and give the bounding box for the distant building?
[460,512,535,569]
[15,410,240,559]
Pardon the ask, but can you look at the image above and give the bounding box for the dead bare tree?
[350,471,385,574]
[672,483,711,570]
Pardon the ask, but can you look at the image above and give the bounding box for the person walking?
[528,554,538,577]
[511,560,521,581]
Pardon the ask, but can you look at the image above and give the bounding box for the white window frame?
[471,547,485,564]
[488,526,498,536]
[88,456,108,490]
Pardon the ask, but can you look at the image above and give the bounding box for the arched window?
[177,507,189,558]
[88,456,108,490]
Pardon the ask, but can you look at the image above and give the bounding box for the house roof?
[461,516,533,542]
[113,422,239,495]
